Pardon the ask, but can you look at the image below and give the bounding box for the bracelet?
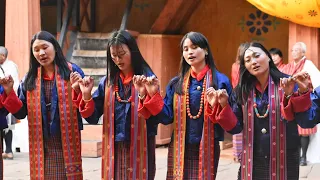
[83,97,92,103]
[298,88,309,95]
[138,94,146,100]
[284,92,293,100]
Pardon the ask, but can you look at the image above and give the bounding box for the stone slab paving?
[3,148,320,180]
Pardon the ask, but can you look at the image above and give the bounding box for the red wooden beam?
[150,0,200,34]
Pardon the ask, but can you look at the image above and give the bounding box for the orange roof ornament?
[247,0,320,27]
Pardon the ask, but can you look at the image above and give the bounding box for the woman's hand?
[292,71,310,94]
[0,75,14,95]
[280,77,295,96]
[79,76,94,101]
[144,75,160,97]
[133,75,147,97]
[206,87,218,107]
[217,89,229,108]
[70,72,82,93]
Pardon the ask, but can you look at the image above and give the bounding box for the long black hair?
[173,32,218,94]
[235,42,286,104]
[106,30,154,86]
[24,31,71,91]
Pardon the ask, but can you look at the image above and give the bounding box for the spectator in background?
[269,48,286,71]
[282,42,320,166]
[0,46,19,160]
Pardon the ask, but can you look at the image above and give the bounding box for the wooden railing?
[120,0,133,30]
[57,0,76,49]
[56,0,96,46]
[79,0,95,32]
[54,0,133,51]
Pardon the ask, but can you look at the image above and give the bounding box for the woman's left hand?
[144,75,160,97]
[217,89,229,108]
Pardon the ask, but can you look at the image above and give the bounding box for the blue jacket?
[84,71,160,142]
[231,84,317,154]
[298,85,320,125]
[12,63,84,138]
[153,71,241,144]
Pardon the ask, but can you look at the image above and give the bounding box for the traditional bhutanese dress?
[2,63,85,180]
[143,66,242,180]
[76,71,159,180]
[224,76,315,180]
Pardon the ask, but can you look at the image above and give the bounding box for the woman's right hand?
[0,75,14,95]
[280,77,295,96]
[79,76,94,101]
[217,89,229,108]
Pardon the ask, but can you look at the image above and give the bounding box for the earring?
[205,52,208,55]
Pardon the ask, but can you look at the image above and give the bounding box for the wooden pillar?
[288,22,320,67]
[5,0,41,79]
[137,34,182,145]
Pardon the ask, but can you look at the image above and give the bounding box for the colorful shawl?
[102,81,148,179]
[27,64,83,180]
[241,77,286,180]
[172,70,215,179]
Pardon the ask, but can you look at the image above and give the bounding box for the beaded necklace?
[253,91,269,118]
[186,76,207,119]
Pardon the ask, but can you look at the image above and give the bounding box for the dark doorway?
[0,0,5,46]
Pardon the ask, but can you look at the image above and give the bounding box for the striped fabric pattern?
[232,133,243,161]
[113,137,156,180]
[298,125,317,135]
[44,135,67,179]
[167,141,220,180]
[27,65,83,180]
[102,80,149,180]
[43,80,67,179]
[237,148,300,180]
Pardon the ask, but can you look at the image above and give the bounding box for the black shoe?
[300,157,307,166]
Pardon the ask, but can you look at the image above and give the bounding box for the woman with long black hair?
[0,31,85,179]
[137,31,241,180]
[74,30,159,180]
[222,42,314,180]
